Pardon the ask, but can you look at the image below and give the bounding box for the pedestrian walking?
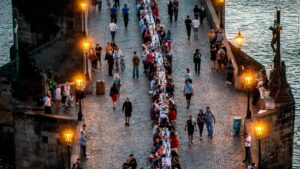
[109,20,117,42]
[113,73,122,93]
[226,60,234,84]
[185,115,197,144]
[55,85,61,113]
[132,51,140,78]
[80,131,89,159]
[184,68,192,83]
[128,154,138,169]
[192,16,200,40]
[105,42,113,54]
[167,0,174,23]
[113,46,123,71]
[183,80,194,109]
[114,0,120,8]
[193,5,200,19]
[43,92,52,114]
[122,97,132,126]
[109,83,119,110]
[88,49,98,69]
[184,15,192,40]
[199,4,205,25]
[197,109,205,139]
[204,107,216,138]
[110,5,117,23]
[193,49,201,74]
[210,44,217,70]
[208,29,216,47]
[243,133,252,164]
[105,51,114,76]
[96,0,102,11]
[122,4,129,28]
[75,158,83,169]
[95,43,102,68]
[173,0,179,22]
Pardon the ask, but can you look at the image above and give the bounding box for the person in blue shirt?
[122,4,130,28]
[110,5,118,23]
[183,80,194,109]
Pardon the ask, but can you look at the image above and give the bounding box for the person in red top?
[146,52,153,63]
[152,4,159,19]
[170,132,179,153]
[168,106,177,124]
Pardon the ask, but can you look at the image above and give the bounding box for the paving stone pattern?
[80,0,248,168]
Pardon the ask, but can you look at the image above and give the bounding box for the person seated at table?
[166,80,174,96]
[155,144,165,159]
[153,127,162,143]
[152,138,163,153]
[168,106,177,124]
[143,29,152,43]
[170,132,179,153]
[164,61,172,75]
[150,104,160,124]
[152,89,161,102]
[160,113,169,127]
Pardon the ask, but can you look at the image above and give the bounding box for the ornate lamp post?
[235,31,245,48]
[62,128,74,169]
[243,71,253,119]
[80,1,87,35]
[254,123,265,169]
[76,78,84,121]
[82,39,91,81]
[218,0,225,28]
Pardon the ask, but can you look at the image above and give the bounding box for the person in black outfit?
[114,0,119,7]
[167,0,174,23]
[122,97,133,126]
[184,15,192,40]
[173,0,179,22]
[128,154,137,169]
[95,43,102,67]
[193,48,201,74]
[105,51,114,76]
[193,5,200,19]
[184,115,197,144]
[199,5,205,25]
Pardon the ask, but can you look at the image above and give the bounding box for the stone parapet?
[13,109,79,169]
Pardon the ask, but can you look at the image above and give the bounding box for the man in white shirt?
[243,133,252,164]
[192,16,200,40]
[109,21,117,42]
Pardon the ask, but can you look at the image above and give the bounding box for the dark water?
[226,0,300,168]
[0,0,13,67]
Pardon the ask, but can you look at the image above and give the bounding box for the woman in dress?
[197,109,205,139]
[113,73,122,93]
[110,83,119,110]
[184,115,197,144]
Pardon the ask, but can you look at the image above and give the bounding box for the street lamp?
[243,71,253,119]
[218,0,225,28]
[82,39,91,81]
[76,78,84,121]
[235,31,245,48]
[254,122,265,169]
[80,1,87,35]
[62,129,74,169]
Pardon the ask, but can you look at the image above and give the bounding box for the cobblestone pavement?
[80,0,248,168]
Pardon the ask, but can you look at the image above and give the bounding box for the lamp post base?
[78,99,83,121]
